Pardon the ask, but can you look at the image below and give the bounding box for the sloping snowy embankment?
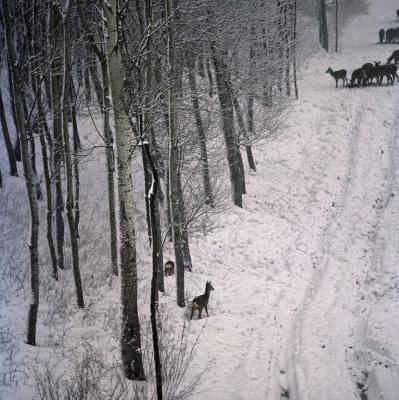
[184,1,399,399]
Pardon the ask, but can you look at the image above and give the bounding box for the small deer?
[190,281,214,320]
[164,260,175,276]
[379,28,385,44]
[326,67,348,88]
[387,49,399,64]
[361,63,373,85]
[350,68,365,87]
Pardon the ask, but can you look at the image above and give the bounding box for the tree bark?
[143,142,163,400]
[5,57,21,162]
[335,0,338,53]
[0,86,18,177]
[210,43,243,207]
[37,80,58,281]
[62,6,84,308]
[205,57,214,98]
[103,0,146,380]
[292,0,298,99]
[2,0,40,346]
[165,0,186,307]
[320,0,329,52]
[50,3,65,271]
[186,53,213,206]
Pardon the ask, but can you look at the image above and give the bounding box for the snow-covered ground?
[1,0,399,399]
[183,1,399,399]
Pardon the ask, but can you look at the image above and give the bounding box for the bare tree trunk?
[88,57,104,109]
[62,6,84,309]
[84,45,92,103]
[210,43,243,207]
[247,24,257,172]
[176,159,193,272]
[2,0,40,346]
[205,57,213,98]
[320,0,329,51]
[103,0,146,380]
[70,82,81,238]
[143,142,163,400]
[165,0,185,307]
[283,0,291,97]
[100,59,118,276]
[23,100,42,201]
[38,81,58,281]
[292,0,298,99]
[5,57,21,162]
[0,86,18,177]
[50,4,65,271]
[186,53,213,206]
[335,0,338,53]
[143,6,165,291]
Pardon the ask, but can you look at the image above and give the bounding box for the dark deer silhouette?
[164,260,175,276]
[361,63,374,85]
[350,68,365,87]
[326,67,348,88]
[386,28,396,43]
[190,281,214,320]
[379,28,385,43]
[371,62,393,85]
[387,49,399,64]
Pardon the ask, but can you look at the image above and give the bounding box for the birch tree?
[103,0,146,380]
[2,0,40,346]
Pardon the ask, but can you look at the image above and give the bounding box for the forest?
[1,1,389,399]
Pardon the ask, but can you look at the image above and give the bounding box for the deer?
[361,63,374,85]
[386,28,396,43]
[371,62,393,85]
[350,68,365,87]
[190,281,214,320]
[326,67,348,88]
[379,28,385,44]
[387,49,399,64]
[164,260,175,276]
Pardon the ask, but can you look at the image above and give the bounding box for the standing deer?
[326,67,348,88]
[386,28,396,43]
[164,260,175,276]
[361,63,373,85]
[379,28,385,44]
[190,281,214,320]
[350,68,365,87]
[387,49,399,64]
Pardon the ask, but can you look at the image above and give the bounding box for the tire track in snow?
[284,89,398,400]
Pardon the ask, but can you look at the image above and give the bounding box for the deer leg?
[198,308,202,319]
[190,306,195,320]
[205,305,209,317]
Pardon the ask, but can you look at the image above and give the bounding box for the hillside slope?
[185,1,399,399]
[1,1,399,400]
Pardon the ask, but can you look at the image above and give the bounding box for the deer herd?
[169,10,399,322]
[327,9,399,89]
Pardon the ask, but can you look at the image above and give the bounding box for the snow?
[1,0,399,399]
